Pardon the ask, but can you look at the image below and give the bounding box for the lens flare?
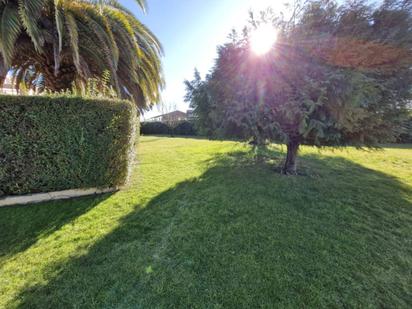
[250,24,278,55]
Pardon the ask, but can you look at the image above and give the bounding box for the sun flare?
[250,24,278,55]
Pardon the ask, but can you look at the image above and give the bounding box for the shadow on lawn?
[11,151,412,308]
[378,143,412,149]
[0,194,113,262]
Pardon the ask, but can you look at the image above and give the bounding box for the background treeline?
[140,113,412,143]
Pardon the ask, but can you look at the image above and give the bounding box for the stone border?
[0,188,118,207]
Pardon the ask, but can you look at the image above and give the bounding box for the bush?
[141,121,196,136]
[0,95,137,197]
[140,121,171,135]
[174,121,197,136]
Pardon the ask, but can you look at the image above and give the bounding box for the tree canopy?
[0,0,163,110]
[185,0,412,174]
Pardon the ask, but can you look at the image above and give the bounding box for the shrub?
[0,95,137,197]
[173,121,197,136]
[140,121,171,135]
[140,121,197,136]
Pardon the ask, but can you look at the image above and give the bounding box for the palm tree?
[0,0,163,110]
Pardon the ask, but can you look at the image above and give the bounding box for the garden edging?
[0,187,118,207]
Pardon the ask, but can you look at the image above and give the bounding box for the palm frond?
[17,0,45,52]
[55,0,64,53]
[0,0,163,110]
[0,2,22,65]
[65,11,81,75]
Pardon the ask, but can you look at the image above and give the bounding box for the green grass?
[1,136,411,308]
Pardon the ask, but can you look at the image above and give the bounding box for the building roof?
[148,110,187,120]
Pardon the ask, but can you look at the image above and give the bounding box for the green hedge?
[141,121,171,135]
[141,121,197,136]
[174,121,197,136]
[0,95,137,197]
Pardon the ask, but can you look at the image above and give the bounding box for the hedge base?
[0,187,117,207]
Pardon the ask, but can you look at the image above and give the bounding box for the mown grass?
[0,136,411,308]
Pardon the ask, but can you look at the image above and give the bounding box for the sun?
[250,24,278,55]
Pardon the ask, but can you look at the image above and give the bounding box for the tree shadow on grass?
[0,193,113,263]
[11,151,412,308]
[378,143,412,149]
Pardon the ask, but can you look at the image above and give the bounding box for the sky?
[120,0,285,119]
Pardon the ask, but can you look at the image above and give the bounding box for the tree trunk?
[282,139,300,175]
[0,74,6,88]
[249,136,267,163]
[0,67,7,88]
[43,65,76,92]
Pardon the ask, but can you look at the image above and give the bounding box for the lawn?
[1,136,411,308]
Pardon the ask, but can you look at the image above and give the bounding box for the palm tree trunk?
[0,56,7,86]
[44,65,76,91]
[0,74,6,88]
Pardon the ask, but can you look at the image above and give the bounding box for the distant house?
[1,76,17,95]
[147,110,188,123]
[0,75,37,95]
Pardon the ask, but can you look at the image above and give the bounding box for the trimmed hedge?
[0,95,137,197]
[141,121,171,135]
[174,121,197,136]
[141,121,196,136]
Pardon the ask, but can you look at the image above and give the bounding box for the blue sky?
[120,0,284,118]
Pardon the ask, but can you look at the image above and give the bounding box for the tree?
[185,0,412,174]
[0,0,163,110]
[184,69,217,137]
